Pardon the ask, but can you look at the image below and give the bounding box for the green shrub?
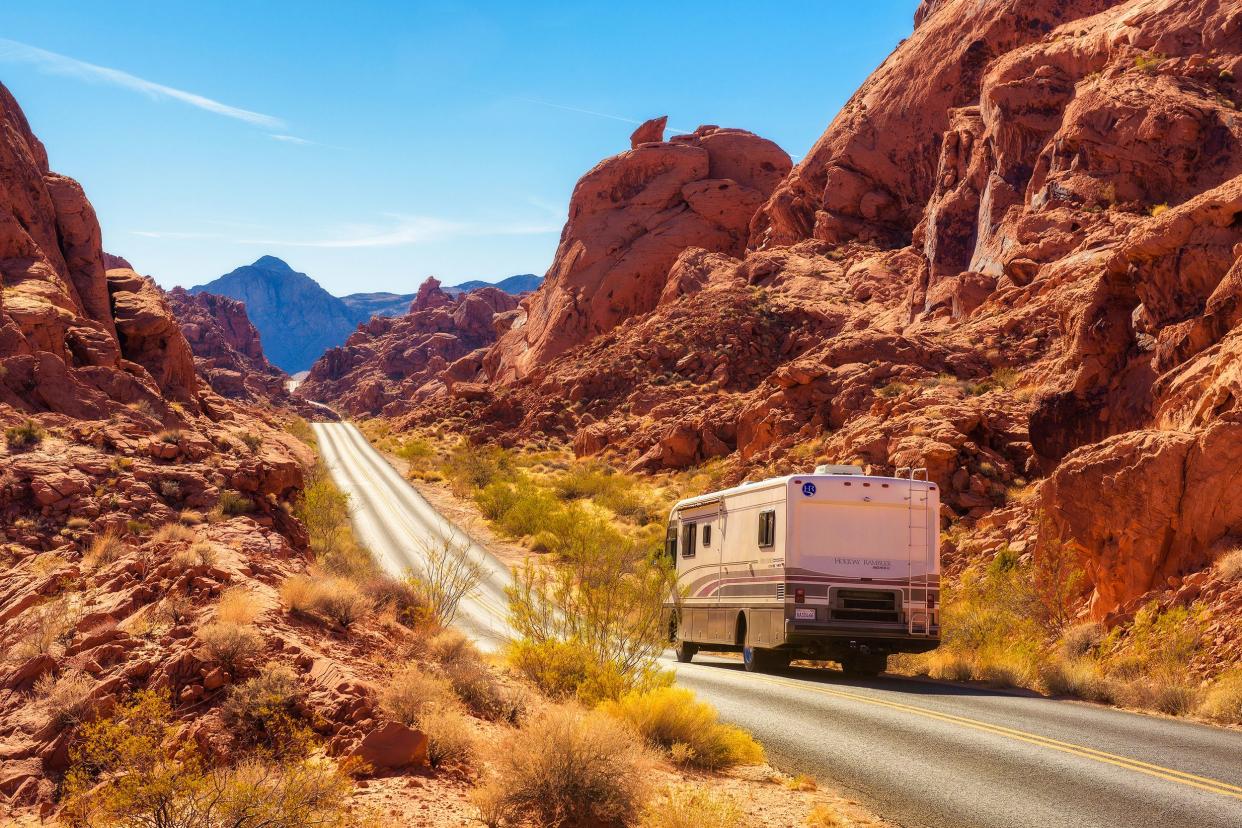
[219,490,255,516]
[442,441,513,496]
[601,687,764,770]
[222,662,310,757]
[4,419,45,452]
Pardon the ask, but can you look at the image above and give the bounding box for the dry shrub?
[34,668,95,727]
[361,575,430,628]
[219,489,255,516]
[14,597,77,660]
[405,530,485,626]
[428,627,479,667]
[222,662,309,757]
[178,510,205,526]
[5,419,45,451]
[279,575,371,629]
[601,686,763,770]
[84,530,125,570]
[197,621,261,672]
[806,804,852,828]
[423,702,477,770]
[1197,670,1242,724]
[217,587,261,626]
[155,592,195,627]
[379,664,453,728]
[1059,622,1104,658]
[66,516,90,531]
[474,705,649,828]
[1038,657,1116,703]
[1216,547,1242,580]
[443,658,515,721]
[62,690,353,828]
[1116,672,1201,716]
[786,774,818,792]
[640,786,744,828]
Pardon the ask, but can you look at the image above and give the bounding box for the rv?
[664,464,940,675]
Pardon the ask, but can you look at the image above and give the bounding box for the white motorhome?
[664,464,940,675]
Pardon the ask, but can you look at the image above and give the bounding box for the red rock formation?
[300,277,518,416]
[485,125,792,382]
[166,286,289,404]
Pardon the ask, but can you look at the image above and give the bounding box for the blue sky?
[0,1,917,295]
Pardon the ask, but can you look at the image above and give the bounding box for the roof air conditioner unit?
[814,464,865,475]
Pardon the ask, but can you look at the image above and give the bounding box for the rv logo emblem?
[801,482,817,497]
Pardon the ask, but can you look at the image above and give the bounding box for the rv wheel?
[674,640,697,663]
[743,646,787,673]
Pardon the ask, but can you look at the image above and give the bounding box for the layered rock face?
[300,277,518,416]
[359,0,1242,637]
[485,122,792,382]
[165,287,289,404]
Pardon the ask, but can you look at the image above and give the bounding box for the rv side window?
[758,509,776,547]
[702,524,711,547]
[681,522,697,558]
[665,525,677,560]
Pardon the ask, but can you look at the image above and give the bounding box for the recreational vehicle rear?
[664,465,940,675]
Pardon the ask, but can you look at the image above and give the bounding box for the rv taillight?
[794,588,805,604]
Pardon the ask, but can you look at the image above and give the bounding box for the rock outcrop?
[484,124,792,382]
[300,277,518,416]
[166,287,290,404]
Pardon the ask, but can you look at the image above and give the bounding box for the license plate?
[794,608,816,620]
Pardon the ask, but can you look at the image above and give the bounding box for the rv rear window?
[682,522,697,558]
[758,509,776,547]
[702,524,711,547]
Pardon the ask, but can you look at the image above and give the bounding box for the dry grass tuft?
[197,621,261,672]
[1215,547,1242,580]
[1197,670,1242,724]
[640,786,745,828]
[601,686,764,770]
[216,586,261,625]
[34,668,95,727]
[423,702,477,770]
[806,803,852,828]
[278,575,371,629]
[474,705,649,828]
[379,664,454,728]
[83,530,125,571]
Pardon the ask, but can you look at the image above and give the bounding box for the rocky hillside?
[165,286,290,405]
[304,0,1242,653]
[300,277,518,416]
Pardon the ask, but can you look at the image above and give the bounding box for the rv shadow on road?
[687,654,1039,700]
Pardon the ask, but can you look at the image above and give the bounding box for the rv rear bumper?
[782,620,940,655]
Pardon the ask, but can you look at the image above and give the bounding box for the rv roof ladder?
[898,467,933,636]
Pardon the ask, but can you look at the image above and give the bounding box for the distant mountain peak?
[251,255,294,272]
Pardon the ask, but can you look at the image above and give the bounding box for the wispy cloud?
[241,213,560,249]
[130,230,222,240]
[269,134,312,145]
[515,97,693,136]
[0,38,284,129]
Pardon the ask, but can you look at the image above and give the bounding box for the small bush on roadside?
[1116,670,1201,716]
[1038,657,1117,703]
[806,804,852,828]
[197,621,261,672]
[640,786,744,828]
[442,441,512,496]
[423,702,477,770]
[219,489,255,516]
[473,705,649,828]
[443,658,513,721]
[217,586,261,625]
[427,628,479,667]
[1197,670,1242,724]
[361,575,431,628]
[83,530,125,570]
[1059,622,1104,658]
[601,686,764,770]
[379,665,454,728]
[786,774,818,792]
[34,668,95,727]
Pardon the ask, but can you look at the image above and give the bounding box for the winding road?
[313,421,1242,828]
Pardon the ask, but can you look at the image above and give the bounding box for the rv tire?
[674,640,697,663]
[743,646,787,673]
[840,654,887,678]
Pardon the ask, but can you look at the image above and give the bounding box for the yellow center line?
[720,669,1242,800]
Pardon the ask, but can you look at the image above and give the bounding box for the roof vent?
[815,464,865,475]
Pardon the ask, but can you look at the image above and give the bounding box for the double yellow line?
[734,670,1242,801]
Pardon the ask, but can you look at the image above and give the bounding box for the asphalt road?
[313,421,1242,828]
